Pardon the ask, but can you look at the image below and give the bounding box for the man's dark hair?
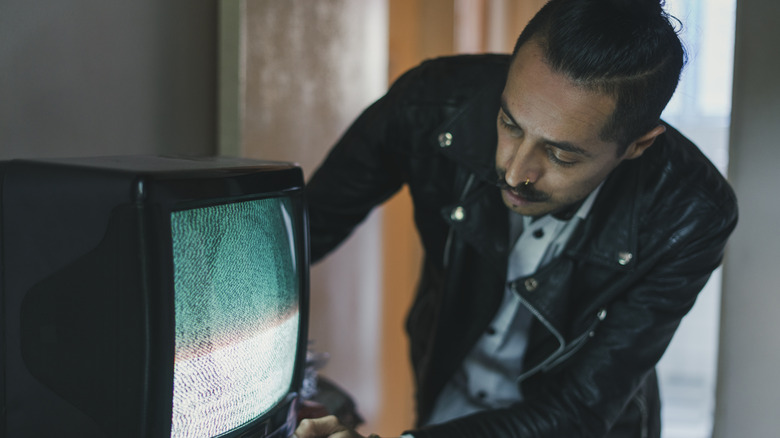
[512,0,685,152]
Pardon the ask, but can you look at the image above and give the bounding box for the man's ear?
[623,124,666,160]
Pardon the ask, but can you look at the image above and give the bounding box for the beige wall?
[225,0,388,173]
[221,0,392,433]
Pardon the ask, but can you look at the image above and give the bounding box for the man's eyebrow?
[499,96,593,158]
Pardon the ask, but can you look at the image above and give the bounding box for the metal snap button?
[450,206,465,221]
[438,132,453,148]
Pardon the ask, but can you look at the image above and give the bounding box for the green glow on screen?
[169,197,300,438]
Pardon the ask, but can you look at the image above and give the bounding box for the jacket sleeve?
[407,185,738,437]
[305,69,418,263]
[306,55,487,263]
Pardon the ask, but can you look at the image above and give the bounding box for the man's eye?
[547,148,577,167]
[498,114,521,133]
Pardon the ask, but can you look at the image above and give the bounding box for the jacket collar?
[435,84,510,269]
[566,157,643,271]
[435,82,503,184]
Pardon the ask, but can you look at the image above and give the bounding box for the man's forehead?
[498,97,595,158]
[502,45,618,150]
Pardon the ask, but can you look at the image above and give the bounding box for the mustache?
[495,170,550,203]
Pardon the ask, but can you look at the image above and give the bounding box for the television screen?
[170,197,301,437]
[0,155,309,438]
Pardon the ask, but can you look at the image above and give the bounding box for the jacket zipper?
[512,280,567,384]
[542,310,605,372]
[512,280,606,383]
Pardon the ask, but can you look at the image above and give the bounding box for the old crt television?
[0,155,309,437]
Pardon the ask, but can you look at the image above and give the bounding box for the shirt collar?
[526,181,605,223]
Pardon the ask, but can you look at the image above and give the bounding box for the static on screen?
[169,197,300,438]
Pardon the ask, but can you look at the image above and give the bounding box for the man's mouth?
[496,174,550,204]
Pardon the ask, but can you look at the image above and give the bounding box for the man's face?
[496,42,646,217]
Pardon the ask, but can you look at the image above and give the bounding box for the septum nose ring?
[524,177,531,186]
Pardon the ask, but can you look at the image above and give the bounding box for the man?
[296,0,737,437]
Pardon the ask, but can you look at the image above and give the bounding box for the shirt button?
[476,390,487,399]
[486,326,497,335]
[533,229,545,239]
[450,206,466,222]
[438,132,453,148]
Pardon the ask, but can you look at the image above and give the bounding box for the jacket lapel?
[566,157,643,272]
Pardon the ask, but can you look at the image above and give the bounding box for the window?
[657,1,737,437]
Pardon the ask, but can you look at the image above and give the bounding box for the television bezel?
[1,156,310,438]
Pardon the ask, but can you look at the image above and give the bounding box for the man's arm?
[306,62,431,263]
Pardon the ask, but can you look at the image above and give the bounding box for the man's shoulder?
[635,124,737,227]
[389,54,510,103]
[658,125,735,202]
[415,53,511,78]
[584,126,737,263]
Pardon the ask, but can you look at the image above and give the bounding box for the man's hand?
[294,415,399,438]
[294,415,361,438]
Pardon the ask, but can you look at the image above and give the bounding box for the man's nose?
[503,143,541,187]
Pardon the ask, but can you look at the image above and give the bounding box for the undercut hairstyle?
[512,0,686,153]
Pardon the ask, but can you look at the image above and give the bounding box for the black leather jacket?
[306,54,738,437]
